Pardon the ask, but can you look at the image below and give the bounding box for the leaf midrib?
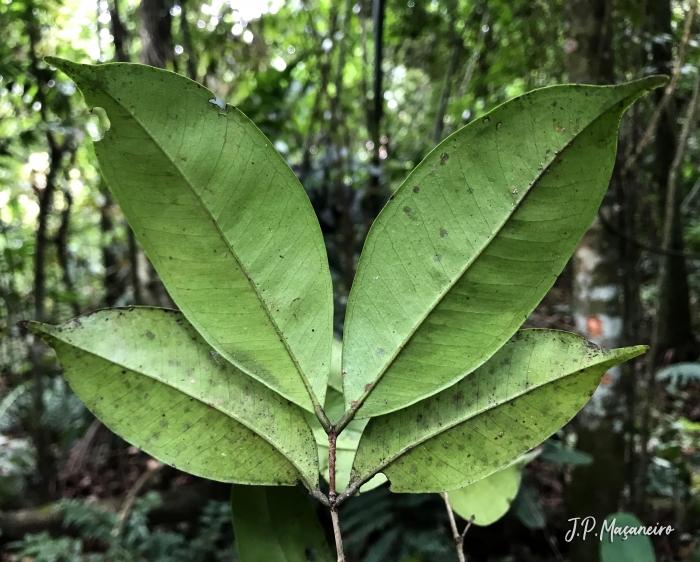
[47,327,315,488]
[97,83,319,409]
[353,93,630,413]
[356,348,636,482]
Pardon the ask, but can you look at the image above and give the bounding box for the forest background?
[1,0,700,561]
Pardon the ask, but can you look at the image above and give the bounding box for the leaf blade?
[600,513,656,562]
[342,77,665,417]
[231,485,335,562]
[349,329,646,493]
[47,58,333,412]
[448,449,539,526]
[26,308,319,489]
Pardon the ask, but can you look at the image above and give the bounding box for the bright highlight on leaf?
[45,57,333,413]
[25,308,320,489]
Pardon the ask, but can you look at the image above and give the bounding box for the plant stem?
[442,492,474,562]
[328,432,346,562]
[331,508,345,562]
[314,402,333,433]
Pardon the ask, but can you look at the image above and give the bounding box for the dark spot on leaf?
[440,153,449,165]
[413,185,420,193]
[433,254,442,262]
[145,330,155,340]
[439,228,448,238]
[305,548,318,561]
[467,187,474,195]
[403,206,411,214]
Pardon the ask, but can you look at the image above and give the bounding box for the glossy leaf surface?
[47,58,333,412]
[342,77,664,417]
[231,485,334,562]
[25,308,319,489]
[350,330,646,492]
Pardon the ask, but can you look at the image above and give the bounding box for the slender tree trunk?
[563,2,625,561]
[360,0,386,231]
[649,0,695,358]
[110,0,129,62]
[54,188,80,317]
[108,0,144,305]
[432,1,461,145]
[26,3,67,502]
[139,0,172,68]
[99,184,125,308]
[137,0,173,307]
[636,0,698,512]
[179,0,198,80]
[329,0,357,297]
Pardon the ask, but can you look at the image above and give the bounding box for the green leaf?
[448,449,539,526]
[46,58,333,412]
[512,479,546,529]
[24,308,319,489]
[600,513,656,562]
[540,439,593,466]
[341,77,665,417]
[231,485,334,562]
[349,330,646,493]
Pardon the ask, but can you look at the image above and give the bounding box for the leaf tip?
[17,320,40,335]
[617,344,648,363]
[640,74,670,92]
[44,57,80,76]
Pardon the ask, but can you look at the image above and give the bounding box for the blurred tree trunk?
[137,0,173,307]
[139,0,172,68]
[361,0,386,230]
[635,0,698,515]
[649,0,695,358]
[26,3,64,502]
[563,2,625,561]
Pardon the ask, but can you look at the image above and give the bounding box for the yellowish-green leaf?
[349,330,646,493]
[25,308,319,489]
[342,77,665,417]
[448,449,540,526]
[47,58,333,412]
